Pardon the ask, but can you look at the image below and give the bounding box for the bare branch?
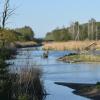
[1,0,15,29]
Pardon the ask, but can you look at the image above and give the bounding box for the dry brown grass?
[19,67,42,84]
[15,41,37,47]
[43,41,100,50]
[12,67,46,100]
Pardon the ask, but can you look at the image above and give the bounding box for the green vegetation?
[45,19,100,41]
[0,25,44,100]
[0,29,17,47]
[0,47,46,100]
[0,30,46,99]
[0,26,35,48]
[0,40,46,100]
[0,1,45,99]
[96,82,100,89]
[0,26,36,48]
[18,95,29,100]
[15,26,34,41]
[0,48,14,100]
[58,54,100,63]
[45,28,71,41]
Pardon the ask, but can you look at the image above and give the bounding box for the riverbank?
[43,41,100,50]
[58,54,100,63]
[0,46,46,99]
[55,82,100,100]
[15,41,42,48]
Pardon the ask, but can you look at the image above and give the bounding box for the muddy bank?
[55,82,100,100]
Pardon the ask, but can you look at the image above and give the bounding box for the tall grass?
[11,49,46,100]
[11,67,46,100]
[43,40,100,50]
[0,48,46,100]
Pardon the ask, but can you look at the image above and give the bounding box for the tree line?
[0,0,35,47]
[45,18,100,41]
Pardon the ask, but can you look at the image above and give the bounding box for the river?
[9,47,100,100]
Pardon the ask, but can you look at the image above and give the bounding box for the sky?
[4,0,100,38]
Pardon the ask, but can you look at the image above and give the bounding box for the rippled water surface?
[9,47,100,100]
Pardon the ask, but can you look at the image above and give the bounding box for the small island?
[54,42,100,63]
[58,53,100,63]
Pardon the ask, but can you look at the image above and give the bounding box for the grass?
[8,67,46,100]
[58,54,100,63]
[72,54,100,62]
[43,40,100,50]
[0,47,46,100]
[15,41,37,48]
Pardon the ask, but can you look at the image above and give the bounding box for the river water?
[9,47,100,100]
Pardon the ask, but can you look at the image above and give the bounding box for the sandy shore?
[55,82,100,100]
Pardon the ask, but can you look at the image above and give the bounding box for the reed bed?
[11,50,46,100]
[0,48,46,100]
[43,41,100,51]
[11,67,46,100]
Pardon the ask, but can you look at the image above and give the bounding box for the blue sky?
[7,0,100,37]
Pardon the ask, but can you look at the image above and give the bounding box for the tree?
[15,26,34,41]
[74,21,80,40]
[45,28,71,41]
[88,18,96,40]
[0,29,17,47]
[69,22,75,40]
[1,0,15,29]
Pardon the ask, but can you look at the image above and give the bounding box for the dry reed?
[43,41,100,51]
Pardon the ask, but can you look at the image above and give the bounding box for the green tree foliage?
[0,29,17,47]
[45,28,71,41]
[79,24,88,40]
[95,22,100,40]
[45,21,100,41]
[15,26,34,41]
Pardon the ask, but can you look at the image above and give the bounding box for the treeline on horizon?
[45,18,100,41]
[15,26,34,41]
[0,0,37,46]
[0,26,37,48]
